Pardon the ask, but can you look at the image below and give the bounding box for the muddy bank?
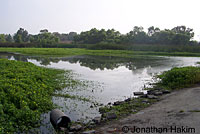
[95,85,200,134]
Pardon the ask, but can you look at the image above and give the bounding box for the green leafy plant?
[0,59,67,133]
[158,66,200,89]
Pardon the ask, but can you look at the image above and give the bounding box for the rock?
[107,102,112,105]
[154,87,162,90]
[106,112,117,120]
[140,94,147,98]
[125,98,131,102]
[82,130,96,134]
[113,101,124,106]
[92,117,101,124]
[88,124,95,129]
[99,103,104,106]
[133,92,144,96]
[100,117,107,122]
[147,95,158,99]
[142,99,149,103]
[132,109,137,113]
[87,121,96,129]
[162,90,171,94]
[70,124,82,132]
[154,91,163,96]
[147,90,155,95]
[90,105,94,108]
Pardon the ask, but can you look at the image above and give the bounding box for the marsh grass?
[1,48,200,58]
[52,93,91,102]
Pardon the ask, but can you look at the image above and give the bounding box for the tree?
[5,34,13,42]
[15,35,23,43]
[30,30,59,47]
[40,29,48,33]
[171,26,194,39]
[74,28,122,44]
[171,33,190,45]
[0,34,6,43]
[132,26,144,35]
[148,26,160,36]
[127,26,148,44]
[68,32,77,41]
[14,28,29,43]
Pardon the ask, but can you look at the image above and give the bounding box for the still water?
[1,52,200,133]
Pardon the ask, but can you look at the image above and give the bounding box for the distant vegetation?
[2,48,200,58]
[0,26,199,49]
[74,26,197,45]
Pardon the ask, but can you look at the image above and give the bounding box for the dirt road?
[95,86,200,134]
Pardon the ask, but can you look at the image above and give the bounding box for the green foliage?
[0,34,6,43]
[0,34,13,43]
[74,28,121,44]
[3,48,200,58]
[30,31,59,47]
[158,67,200,89]
[52,93,91,102]
[1,26,199,48]
[14,28,29,43]
[0,59,67,133]
[128,44,200,53]
[74,25,196,46]
[53,32,77,41]
[100,98,157,117]
[14,35,23,43]
[5,34,13,42]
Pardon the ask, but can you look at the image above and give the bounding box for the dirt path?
[95,86,200,134]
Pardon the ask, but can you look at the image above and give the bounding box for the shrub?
[158,67,200,89]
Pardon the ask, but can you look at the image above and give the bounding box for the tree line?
[74,26,198,45]
[0,28,77,47]
[0,26,199,47]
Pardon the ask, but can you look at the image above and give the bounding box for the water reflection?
[0,52,169,71]
[1,52,200,133]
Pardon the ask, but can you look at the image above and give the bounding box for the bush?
[158,67,200,89]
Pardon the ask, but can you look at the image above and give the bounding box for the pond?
[1,52,200,133]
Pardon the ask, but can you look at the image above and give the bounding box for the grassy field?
[1,47,200,57]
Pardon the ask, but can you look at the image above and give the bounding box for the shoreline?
[93,84,200,134]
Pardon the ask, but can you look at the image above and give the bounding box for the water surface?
[1,52,200,133]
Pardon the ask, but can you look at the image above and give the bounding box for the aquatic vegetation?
[52,93,91,102]
[0,59,68,133]
[158,66,200,89]
[1,48,200,58]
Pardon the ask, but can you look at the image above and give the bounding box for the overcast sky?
[0,0,200,40]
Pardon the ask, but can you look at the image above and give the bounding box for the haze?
[0,0,200,40]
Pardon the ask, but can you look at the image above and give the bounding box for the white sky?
[0,0,200,40]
